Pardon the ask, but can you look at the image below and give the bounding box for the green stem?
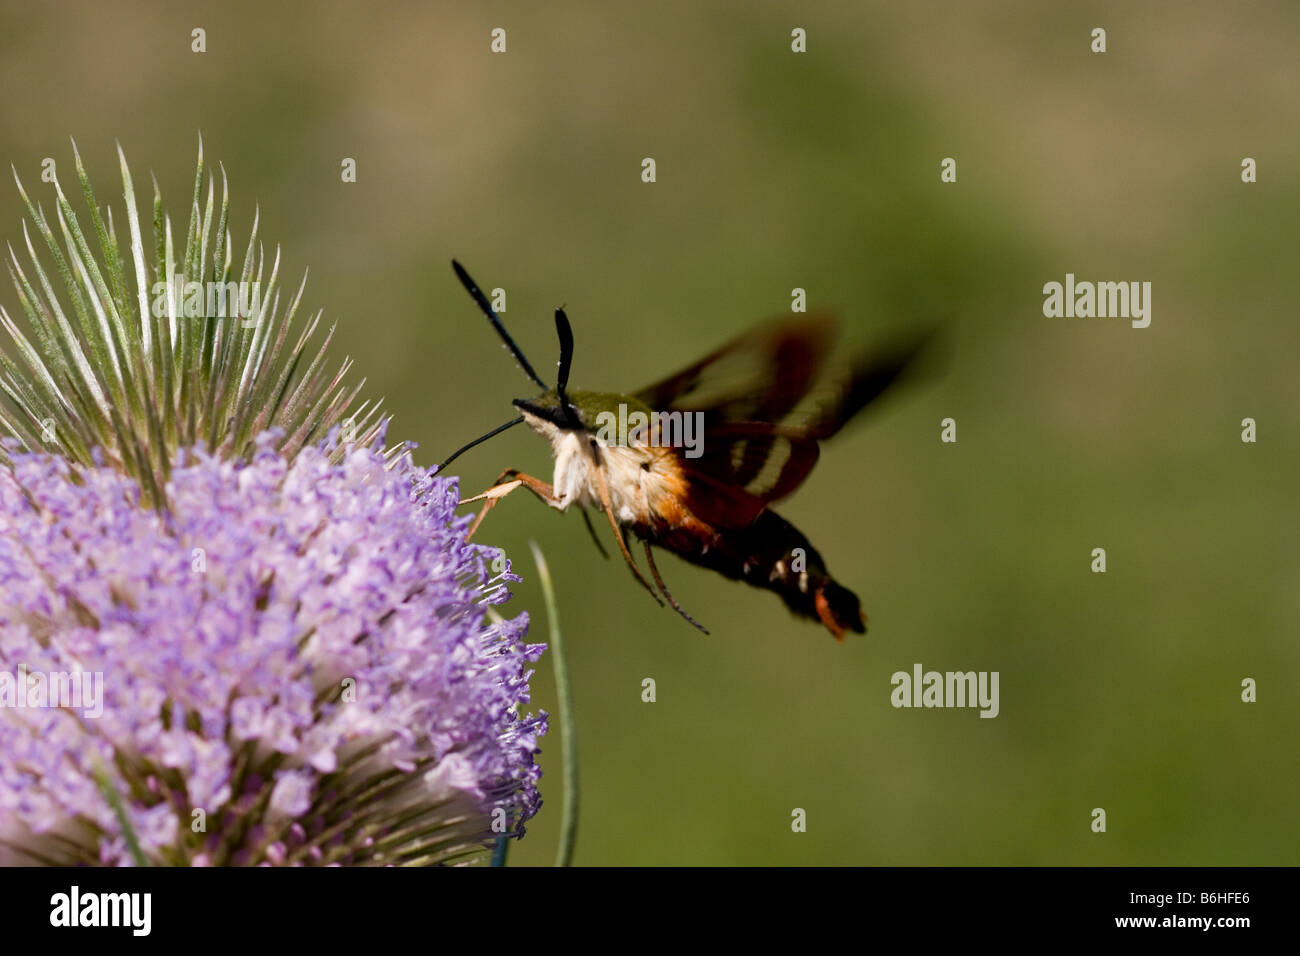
[92,762,150,867]
[490,830,511,867]
[529,541,578,867]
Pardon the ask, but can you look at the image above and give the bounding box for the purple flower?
[0,431,546,866]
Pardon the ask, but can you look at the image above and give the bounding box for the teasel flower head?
[0,141,546,865]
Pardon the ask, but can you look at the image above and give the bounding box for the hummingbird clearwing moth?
[439,260,933,641]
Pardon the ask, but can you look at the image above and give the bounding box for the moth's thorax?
[518,409,684,527]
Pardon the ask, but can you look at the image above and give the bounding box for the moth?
[439,260,930,640]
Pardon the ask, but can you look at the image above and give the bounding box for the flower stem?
[529,541,578,867]
[92,763,149,867]
[490,828,511,867]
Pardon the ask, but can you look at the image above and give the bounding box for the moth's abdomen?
[648,509,867,641]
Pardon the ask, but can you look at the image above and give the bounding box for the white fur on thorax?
[522,413,671,526]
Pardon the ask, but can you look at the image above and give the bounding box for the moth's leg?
[579,509,610,560]
[589,458,663,605]
[462,469,558,541]
[642,541,710,634]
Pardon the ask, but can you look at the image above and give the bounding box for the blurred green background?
[0,1,1295,864]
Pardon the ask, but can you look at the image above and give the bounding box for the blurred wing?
[678,423,822,528]
[638,317,936,529]
[800,327,936,439]
[634,312,838,422]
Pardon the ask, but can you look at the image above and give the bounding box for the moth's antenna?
[436,416,525,472]
[554,307,582,429]
[555,308,574,393]
[452,259,549,390]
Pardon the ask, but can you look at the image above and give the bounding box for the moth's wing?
[676,422,822,529]
[667,326,938,529]
[634,312,839,423]
[800,327,938,439]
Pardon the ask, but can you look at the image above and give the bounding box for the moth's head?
[514,389,644,435]
[437,260,589,470]
[509,275,590,434]
[513,390,577,430]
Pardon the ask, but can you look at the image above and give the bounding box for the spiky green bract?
[0,139,387,507]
